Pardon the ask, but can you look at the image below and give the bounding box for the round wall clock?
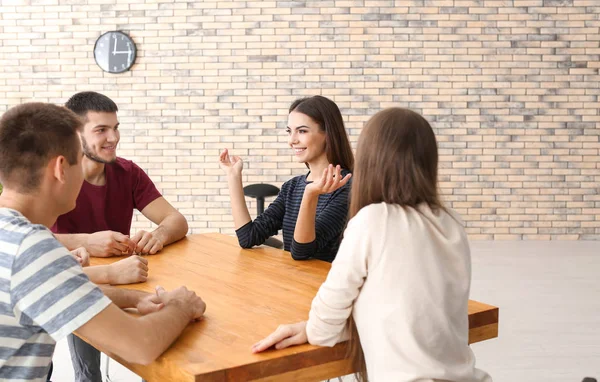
[94,31,137,74]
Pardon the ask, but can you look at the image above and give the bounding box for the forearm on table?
[84,265,111,284]
[55,233,89,251]
[76,302,193,365]
[98,285,147,309]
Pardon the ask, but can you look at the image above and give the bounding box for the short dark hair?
[65,91,118,117]
[289,96,354,172]
[0,103,82,192]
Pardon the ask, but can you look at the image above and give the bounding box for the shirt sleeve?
[11,229,112,342]
[291,179,351,261]
[235,183,287,248]
[131,161,162,211]
[306,204,383,347]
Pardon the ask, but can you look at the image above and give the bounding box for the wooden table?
[87,233,499,382]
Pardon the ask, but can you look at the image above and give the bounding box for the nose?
[107,129,118,143]
[288,131,299,146]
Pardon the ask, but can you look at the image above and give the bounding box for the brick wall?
[1,0,599,239]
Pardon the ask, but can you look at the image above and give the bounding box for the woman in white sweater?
[252,108,492,382]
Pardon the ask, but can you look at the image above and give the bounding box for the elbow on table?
[307,335,337,348]
[179,217,189,238]
[290,250,311,261]
[236,236,254,249]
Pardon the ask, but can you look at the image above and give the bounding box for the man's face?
[80,111,120,164]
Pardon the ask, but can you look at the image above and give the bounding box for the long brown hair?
[289,96,354,171]
[347,107,443,382]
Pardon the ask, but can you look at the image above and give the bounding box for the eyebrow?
[286,125,312,130]
[93,123,119,129]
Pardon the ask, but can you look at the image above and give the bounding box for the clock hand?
[112,36,117,56]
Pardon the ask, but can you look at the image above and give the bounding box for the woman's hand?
[305,164,351,197]
[251,321,308,353]
[219,148,244,177]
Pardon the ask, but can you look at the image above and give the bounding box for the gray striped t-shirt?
[0,208,111,381]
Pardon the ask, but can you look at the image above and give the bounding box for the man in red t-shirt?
[51,91,189,382]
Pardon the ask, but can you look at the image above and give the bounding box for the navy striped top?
[236,170,351,263]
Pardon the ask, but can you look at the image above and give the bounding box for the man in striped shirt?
[0,103,206,381]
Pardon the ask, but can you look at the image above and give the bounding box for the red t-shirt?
[51,157,162,236]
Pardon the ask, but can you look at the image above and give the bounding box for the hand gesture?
[131,230,164,255]
[107,255,149,285]
[305,165,351,197]
[156,285,206,321]
[251,322,308,353]
[87,231,136,258]
[70,247,90,267]
[219,148,243,177]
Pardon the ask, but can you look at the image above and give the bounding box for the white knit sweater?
[306,202,492,382]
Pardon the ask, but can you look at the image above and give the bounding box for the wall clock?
[94,31,136,74]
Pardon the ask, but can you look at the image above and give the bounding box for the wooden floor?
[51,240,600,382]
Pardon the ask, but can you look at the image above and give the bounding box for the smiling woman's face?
[286,111,327,164]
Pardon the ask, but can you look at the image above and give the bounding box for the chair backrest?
[243,184,281,214]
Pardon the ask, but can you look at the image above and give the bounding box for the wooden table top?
[87,233,499,382]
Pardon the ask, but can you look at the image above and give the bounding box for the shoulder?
[348,202,389,228]
[0,210,49,246]
[9,224,72,277]
[337,168,353,193]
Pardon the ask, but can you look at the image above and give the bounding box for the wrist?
[303,188,320,200]
[106,264,116,284]
[167,299,194,321]
[82,233,92,251]
[152,226,168,244]
[132,290,148,308]
[227,172,242,182]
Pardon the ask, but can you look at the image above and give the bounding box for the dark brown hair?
[289,96,354,171]
[65,91,118,118]
[0,103,82,192]
[347,107,443,382]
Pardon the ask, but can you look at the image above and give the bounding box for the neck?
[306,155,331,182]
[0,189,58,228]
[82,156,106,185]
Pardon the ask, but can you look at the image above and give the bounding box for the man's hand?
[155,285,206,322]
[70,247,90,267]
[131,230,166,255]
[107,255,149,285]
[136,293,164,315]
[86,231,136,258]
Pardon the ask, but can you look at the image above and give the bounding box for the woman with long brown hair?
[251,108,491,382]
[219,96,354,262]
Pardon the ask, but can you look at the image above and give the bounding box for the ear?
[50,155,67,184]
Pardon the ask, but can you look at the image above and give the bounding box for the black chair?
[243,183,284,249]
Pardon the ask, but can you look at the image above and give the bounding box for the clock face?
[94,31,136,74]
